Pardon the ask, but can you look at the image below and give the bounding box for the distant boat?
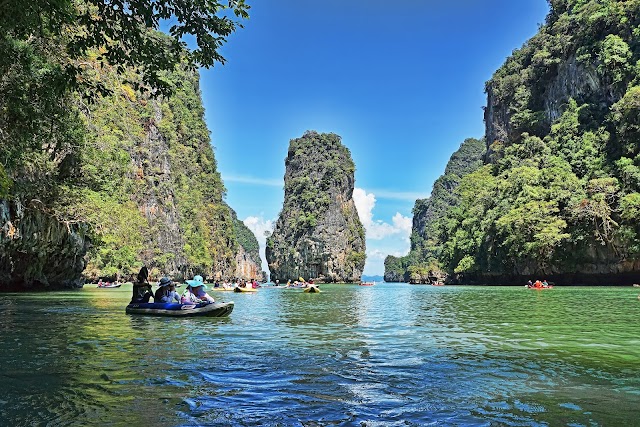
[359,282,374,286]
[97,282,121,288]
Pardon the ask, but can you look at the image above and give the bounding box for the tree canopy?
[0,0,249,94]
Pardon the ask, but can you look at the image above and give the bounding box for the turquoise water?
[0,283,639,426]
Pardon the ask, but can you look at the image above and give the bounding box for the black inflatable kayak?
[125,301,234,317]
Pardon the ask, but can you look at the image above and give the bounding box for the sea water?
[0,283,638,426]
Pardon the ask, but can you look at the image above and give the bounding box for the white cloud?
[366,248,409,262]
[366,188,430,201]
[243,216,275,273]
[224,174,282,187]
[353,188,412,240]
[241,189,415,278]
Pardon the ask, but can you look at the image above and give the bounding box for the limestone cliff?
[232,211,267,282]
[266,131,365,283]
[432,1,640,285]
[383,138,486,283]
[1,52,256,288]
[0,200,89,290]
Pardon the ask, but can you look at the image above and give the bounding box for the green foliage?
[61,189,146,278]
[598,34,632,85]
[1,1,251,283]
[233,215,260,264]
[620,193,640,222]
[454,256,475,274]
[1,0,249,96]
[402,0,640,281]
[347,251,366,269]
[0,165,11,198]
[610,86,640,157]
[387,138,486,280]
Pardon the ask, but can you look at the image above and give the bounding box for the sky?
[196,0,550,277]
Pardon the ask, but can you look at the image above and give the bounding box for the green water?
[0,283,638,426]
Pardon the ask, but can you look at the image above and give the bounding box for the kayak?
[234,286,257,293]
[359,282,374,286]
[527,286,554,290]
[125,301,234,317]
[304,286,321,293]
[211,285,235,291]
[98,283,121,288]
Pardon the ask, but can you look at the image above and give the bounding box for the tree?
[1,0,250,94]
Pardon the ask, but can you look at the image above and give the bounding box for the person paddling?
[131,266,153,303]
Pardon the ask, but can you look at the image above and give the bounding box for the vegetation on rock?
[389,0,640,285]
[0,0,256,288]
[384,138,486,283]
[267,131,366,283]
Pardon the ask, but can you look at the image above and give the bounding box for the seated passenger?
[154,277,181,303]
[131,266,153,303]
[153,277,180,303]
[182,276,214,304]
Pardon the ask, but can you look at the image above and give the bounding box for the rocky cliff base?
[0,200,89,290]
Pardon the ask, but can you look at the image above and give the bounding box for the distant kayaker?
[131,266,153,303]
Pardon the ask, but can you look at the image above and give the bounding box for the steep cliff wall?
[232,211,266,282]
[442,0,640,284]
[266,131,365,283]
[0,200,88,290]
[0,48,257,288]
[383,138,486,283]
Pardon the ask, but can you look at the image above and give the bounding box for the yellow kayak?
[304,286,321,293]
[234,286,258,293]
[211,285,235,291]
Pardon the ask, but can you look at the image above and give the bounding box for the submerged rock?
[266,131,365,283]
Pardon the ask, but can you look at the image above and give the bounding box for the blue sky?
[197,0,550,277]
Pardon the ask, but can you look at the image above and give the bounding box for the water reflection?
[0,284,639,425]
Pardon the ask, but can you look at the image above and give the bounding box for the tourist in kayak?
[154,277,181,303]
[131,266,153,303]
[182,275,215,304]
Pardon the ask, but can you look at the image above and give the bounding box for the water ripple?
[0,284,639,426]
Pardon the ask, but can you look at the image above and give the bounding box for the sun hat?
[159,276,173,287]
[186,275,207,290]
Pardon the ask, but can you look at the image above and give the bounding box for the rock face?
[129,99,188,276]
[78,65,240,283]
[0,200,89,290]
[0,59,261,289]
[485,54,608,158]
[383,256,405,283]
[231,211,267,282]
[266,131,365,283]
[390,2,640,285]
[383,138,486,283]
